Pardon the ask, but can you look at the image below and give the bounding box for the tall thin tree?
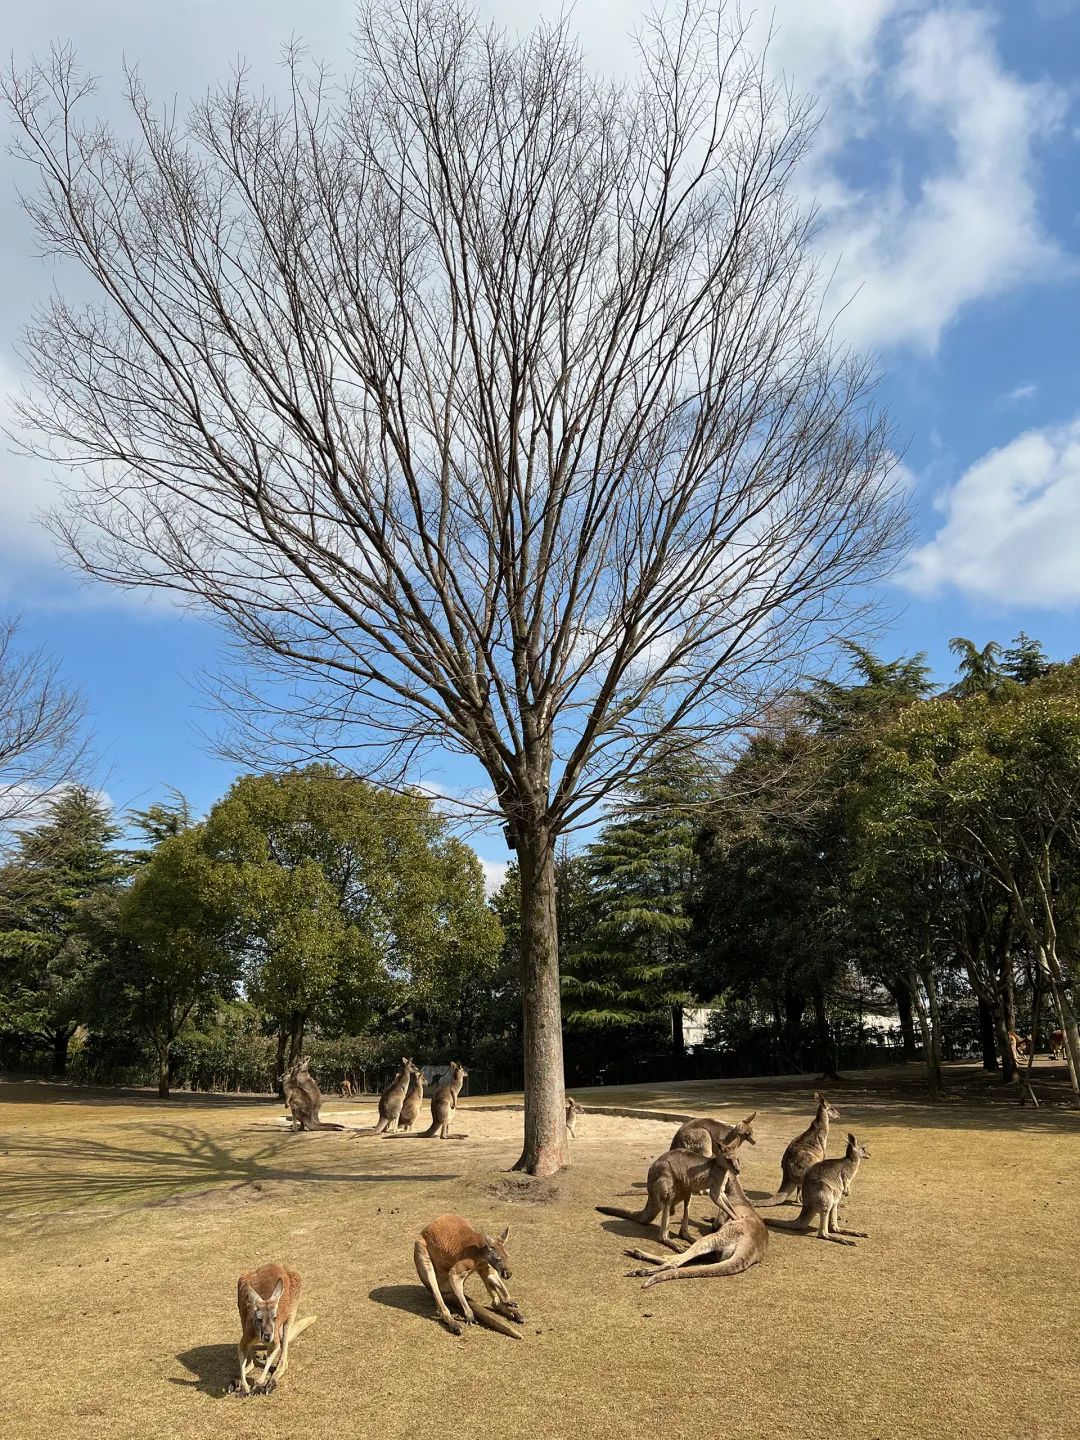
[5,1,907,1172]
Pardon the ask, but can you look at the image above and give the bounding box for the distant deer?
[596,1140,741,1250]
[396,1066,426,1131]
[281,1058,344,1132]
[234,1263,315,1395]
[765,1132,870,1246]
[422,1061,468,1138]
[760,1093,838,1205]
[413,1214,523,1337]
[353,1057,421,1136]
[624,1164,767,1284]
[566,1096,584,1139]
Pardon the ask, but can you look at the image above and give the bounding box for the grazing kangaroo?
[234,1263,315,1395]
[414,1214,524,1338]
[596,1142,740,1251]
[340,1078,354,1099]
[624,1165,768,1285]
[1049,1029,1065,1060]
[760,1093,838,1205]
[422,1061,468,1138]
[281,1058,344,1132]
[566,1096,584,1139]
[671,1112,757,1159]
[396,1067,426,1131]
[765,1132,870,1246]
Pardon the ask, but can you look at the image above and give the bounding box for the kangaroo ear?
[499,1224,511,1243]
[268,1278,285,1304]
[744,1112,757,1124]
[847,1132,857,1145]
[814,1091,824,1103]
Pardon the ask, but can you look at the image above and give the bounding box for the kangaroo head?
[482,1225,512,1280]
[815,1092,839,1120]
[567,1097,583,1114]
[407,1059,423,1079]
[245,1277,284,1345]
[453,1061,468,1081]
[733,1112,757,1145]
[716,1138,742,1175]
[846,1132,870,1159]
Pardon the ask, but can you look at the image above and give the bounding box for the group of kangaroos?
[233,1075,869,1395]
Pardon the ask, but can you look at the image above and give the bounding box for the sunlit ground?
[1,1062,1077,1440]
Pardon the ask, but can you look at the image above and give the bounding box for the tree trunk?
[274,1026,288,1098]
[977,996,999,1071]
[512,832,568,1176]
[287,1012,305,1067]
[811,980,840,1080]
[994,1009,1018,1083]
[671,1003,685,1059]
[891,980,917,1061]
[50,1026,72,1077]
[157,1045,170,1099]
[910,966,944,1098]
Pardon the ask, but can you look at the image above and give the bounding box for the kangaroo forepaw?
[442,1317,465,1336]
[625,1267,651,1278]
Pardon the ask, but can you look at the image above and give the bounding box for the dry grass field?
[2,1063,1078,1440]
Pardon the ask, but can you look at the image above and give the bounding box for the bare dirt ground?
[2,1062,1078,1440]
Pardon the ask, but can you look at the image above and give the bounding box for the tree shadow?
[172,1343,237,1398]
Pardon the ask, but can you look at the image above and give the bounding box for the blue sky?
[2,1,1080,888]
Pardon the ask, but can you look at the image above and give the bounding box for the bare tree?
[0,614,87,844]
[4,0,907,1173]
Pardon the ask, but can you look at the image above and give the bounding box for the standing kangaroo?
[760,1093,838,1205]
[281,1058,344,1132]
[765,1132,870,1246]
[422,1061,468,1138]
[353,1057,420,1136]
[396,1066,426,1131]
[596,1142,740,1250]
[624,1165,768,1285]
[566,1097,584,1139]
[671,1112,757,1158]
[413,1214,524,1337]
[234,1263,315,1395]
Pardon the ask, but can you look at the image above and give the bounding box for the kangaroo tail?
[349,1117,390,1138]
[471,1308,523,1339]
[642,1250,759,1286]
[596,1203,654,1226]
[289,1315,317,1339]
[764,1206,814,1231]
[317,1122,345,1131]
[758,1184,797,1207]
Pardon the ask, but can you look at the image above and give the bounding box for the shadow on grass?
[0,1123,459,1236]
[369,1283,439,1324]
[172,1343,237,1398]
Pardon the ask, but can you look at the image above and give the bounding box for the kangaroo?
[340,1078,354,1099]
[422,1061,468,1138]
[1049,1029,1065,1060]
[234,1263,315,1395]
[281,1058,344,1132]
[566,1096,584,1139]
[765,1132,870,1246]
[353,1057,420,1136]
[596,1141,740,1251]
[624,1165,767,1285]
[671,1111,757,1159]
[396,1067,426,1131]
[760,1093,838,1205]
[414,1214,524,1338]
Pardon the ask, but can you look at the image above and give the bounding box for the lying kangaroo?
[566,1096,584,1139]
[596,1141,740,1250]
[414,1214,524,1338]
[760,1092,838,1205]
[282,1058,344,1132]
[765,1132,870,1246]
[234,1263,315,1395]
[422,1061,468,1138]
[396,1067,426,1131]
[624,1164,768,1285]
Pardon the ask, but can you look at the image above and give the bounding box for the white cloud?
[479,858,510,898]
[1000,381,1039,406]
[903,417,1080,605]
[810,7,1066,352]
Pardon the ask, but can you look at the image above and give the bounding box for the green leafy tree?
[0,786,127,1073]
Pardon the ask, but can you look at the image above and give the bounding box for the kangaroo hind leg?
[414,1239,464,1334]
